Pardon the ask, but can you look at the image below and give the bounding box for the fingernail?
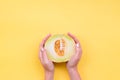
[76,43,80,47]
[41,48,44,51]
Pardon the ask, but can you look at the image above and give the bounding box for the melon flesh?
[44,34,75,63]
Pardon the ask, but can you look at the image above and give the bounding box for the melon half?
[44,34,75,63]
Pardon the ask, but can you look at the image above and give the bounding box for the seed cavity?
[54,39,65,56]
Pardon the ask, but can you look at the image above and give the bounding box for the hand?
[66,33,82,80]
[39,34,54,80]
[66,33,82,69]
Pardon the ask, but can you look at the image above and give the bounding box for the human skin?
[39,33,82,80]
[66,33,82,80]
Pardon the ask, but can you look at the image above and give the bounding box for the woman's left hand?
[39,34,54,80]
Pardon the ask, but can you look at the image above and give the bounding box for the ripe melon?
[44,34,75,63]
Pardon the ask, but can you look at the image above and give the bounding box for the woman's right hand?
[66,33,82,80]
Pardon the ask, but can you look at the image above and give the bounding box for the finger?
[70,47,82,61]
[39,41,45,61]
[40,47,44,52]
[39,50,43,63]
[67,32,80,44]
[75,47,82,58]
[42,49,49,63]
[40,34,51,48]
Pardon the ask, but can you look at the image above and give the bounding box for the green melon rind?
[45,34,74,45]
[46,51,74,62]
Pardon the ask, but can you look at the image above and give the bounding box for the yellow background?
[0,0,120,80]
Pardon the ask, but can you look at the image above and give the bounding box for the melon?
[44,34,75,63]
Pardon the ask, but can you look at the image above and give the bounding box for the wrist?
[67,67,81,80]
[67,66,77,73]
[66,65,77,70]
[45,70,54,74]
[45,70,54,80]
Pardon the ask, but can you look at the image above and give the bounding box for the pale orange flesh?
[54,39,65,56]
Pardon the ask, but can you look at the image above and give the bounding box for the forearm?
[45,71,54,80]
[67,67,81,80]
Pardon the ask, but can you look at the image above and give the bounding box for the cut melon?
[44,34,75,63]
